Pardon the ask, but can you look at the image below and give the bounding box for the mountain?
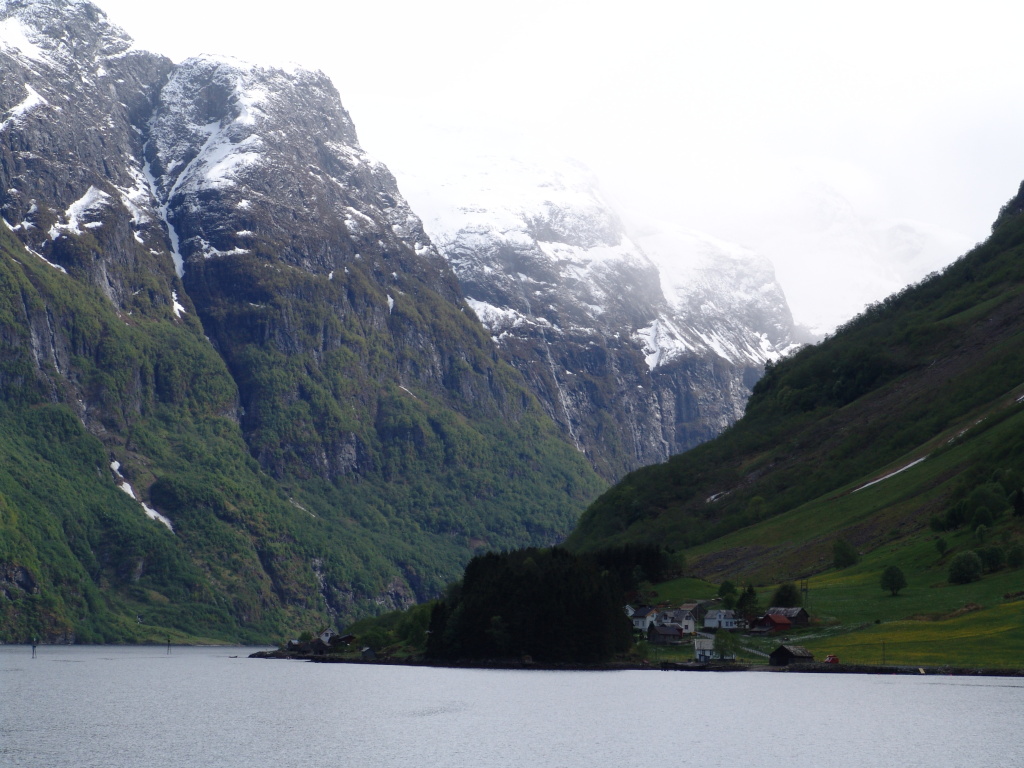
[0,0,602,642]
[566,180,1024,586]
[396,153,800,480]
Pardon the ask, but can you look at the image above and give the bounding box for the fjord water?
[2,646,1021,767]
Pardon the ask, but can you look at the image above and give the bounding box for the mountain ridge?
[397,152,800,479]
[0,0,602,641]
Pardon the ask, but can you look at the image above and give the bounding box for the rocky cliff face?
[0,0,601,640]
[398,154,800,480]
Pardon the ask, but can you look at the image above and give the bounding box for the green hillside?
[567,181,1024,561]
[561,183,1024,668]
[0,226,601,643]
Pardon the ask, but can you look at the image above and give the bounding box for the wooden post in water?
[167,635,171,655]
[31,637,36,659]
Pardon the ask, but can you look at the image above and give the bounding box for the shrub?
[978,546,1005,573]
[833,539,859,569]
[948,551,983,584]
[1007,543,1024,568]
[935,538,949,557]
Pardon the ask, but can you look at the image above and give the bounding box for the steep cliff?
[399,154,800,480]
[0,0,601,641]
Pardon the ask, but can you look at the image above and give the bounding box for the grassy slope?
[0,221,604,643]
[563,184,1024,668]
[567,196,1024,558]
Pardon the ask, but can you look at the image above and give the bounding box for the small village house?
[626,605,659,633]
[750,613,792,634]
[679,601,709,625]
[766,607,810,626]
[769,644,815,666]
[694,635,735,662]
[655,609,697,634]
[648,625,684,646]
[704,609,740,630]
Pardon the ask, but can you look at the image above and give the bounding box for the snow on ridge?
[115,166,153,229]
[48,186,111,239]
[634,317,692,371]
[0,1,134,71]
[466,298,530,334]
[0,83,47,132]
[110,461,173,532]
[0,15,49,64]
[171,290,186,317]
[4,218,68,272]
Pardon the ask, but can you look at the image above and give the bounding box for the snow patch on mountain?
[48,185,111,239]
[0,83,47,130]
[0,14,51,64]
[0,0,133,72]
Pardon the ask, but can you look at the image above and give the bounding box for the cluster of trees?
[425,546,663,663]
[931,479,1024,534]
[946,544,1023,584]
[717,581,763,622]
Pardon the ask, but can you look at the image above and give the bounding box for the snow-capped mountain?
[397,153,800,479]
[0,0,603,638]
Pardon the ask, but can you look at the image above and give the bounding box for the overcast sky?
[95,0,1024,331]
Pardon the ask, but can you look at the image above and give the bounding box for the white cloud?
[92,0,1024,329]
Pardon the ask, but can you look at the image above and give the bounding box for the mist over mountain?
[396,152,800,479]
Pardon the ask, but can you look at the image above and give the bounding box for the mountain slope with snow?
[397,152,800,479]
[0,0,601,642]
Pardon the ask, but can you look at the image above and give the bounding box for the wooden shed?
[767,606,811,626]
[769,644,815,666]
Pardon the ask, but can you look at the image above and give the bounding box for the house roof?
[767,607,808,617]
[660,609,694,622]
[761,613,791,626]
[650,626,681,636]
[773,644,814,658]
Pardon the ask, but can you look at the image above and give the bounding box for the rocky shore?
[249,650,1024,677]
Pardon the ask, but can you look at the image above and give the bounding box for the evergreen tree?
[770,582,801,607]
[734,585,760,622]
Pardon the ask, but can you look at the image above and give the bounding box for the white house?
[703,609,739,630]
[694,636,716,662]
[656,609,696,634]
[694,634,736,662]
[626,605,658,632]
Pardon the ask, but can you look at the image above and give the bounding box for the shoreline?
[248,650,1024,677]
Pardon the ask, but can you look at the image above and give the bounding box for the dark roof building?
[767,607,810,626]
[769,644,815,666]
[751,613,792,634]
[648,625,684,645]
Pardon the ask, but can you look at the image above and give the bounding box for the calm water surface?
[1,645,1021,767]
